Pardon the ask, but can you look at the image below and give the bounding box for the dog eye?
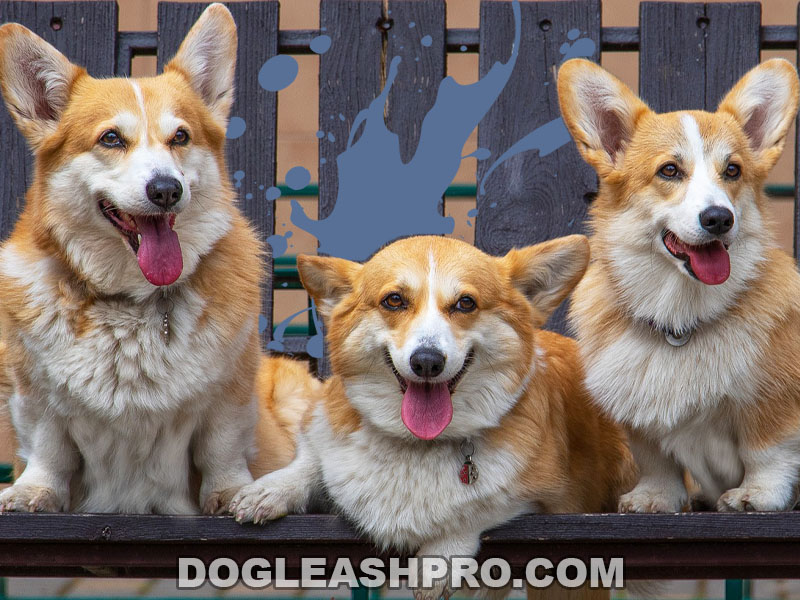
[658,163,679,179]
[170,129,190,146]
[99,130,124,148]
[454,296,476,313]
[381,293,405,310]
[724,163,741,180]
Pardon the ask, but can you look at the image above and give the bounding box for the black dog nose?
[410,347,446,378]
[699,206,734,235]
[146,176,183,209]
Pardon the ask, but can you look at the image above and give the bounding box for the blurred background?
[1,0,799,598]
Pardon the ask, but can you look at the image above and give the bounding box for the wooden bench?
[1,1,800,595]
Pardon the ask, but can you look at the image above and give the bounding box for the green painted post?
[725,579,746,600]
[352,584,370,600]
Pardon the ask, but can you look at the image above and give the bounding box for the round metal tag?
[665,330,692,347]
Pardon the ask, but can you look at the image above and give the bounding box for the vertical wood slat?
[476,0,601,335]
[639,2,761,113]
[157,1,279,349]
[0,1,118,242]
[317,0,445,376]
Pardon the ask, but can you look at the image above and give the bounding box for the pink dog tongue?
[401,382,453,440]
[685,240,730,285]
[136,215,183,286]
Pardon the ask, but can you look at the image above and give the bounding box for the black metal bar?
[3,513,800,579]
[115,24,800,71]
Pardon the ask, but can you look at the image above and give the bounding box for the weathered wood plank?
[3,513,800,579]
[639,2,760,113]
[157,2,279,348]
[318,0,383,222]
[386,0,446,167]
[476,0,600,335]
[0,1,118,242]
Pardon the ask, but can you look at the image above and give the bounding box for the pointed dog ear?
[164,3,237,127]
[557,58,650,178]
[502,235,590,325]
[0,23,82,149]
[297,255,363,319]
[717,58,799,174]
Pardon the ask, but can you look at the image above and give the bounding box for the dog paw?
[0,484,65,513]
[229,481,291,524]
[202,487,241,515]
[618,486,684,513]
[412,561,452,600]
[717,486,791,512]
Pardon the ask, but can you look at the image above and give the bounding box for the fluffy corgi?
[558,58,800,512]
[231,235,634,599]
[0,4,313,514]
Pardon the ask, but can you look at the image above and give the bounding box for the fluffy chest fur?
[1,243,254,417]
[308,407,528,552]
[580,300,763,431]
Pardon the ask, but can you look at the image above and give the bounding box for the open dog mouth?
[662,230,730,285]
[99,199,183,286]
[384,349,474,441]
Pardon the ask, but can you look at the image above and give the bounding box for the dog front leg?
[230,432,320,524]
[412,533,482,600]
[0,415,76,512]
[193,398,257,515]
[618,429,686,513]
[718,436,800,511]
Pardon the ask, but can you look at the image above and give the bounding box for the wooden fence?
[1,0,800,592]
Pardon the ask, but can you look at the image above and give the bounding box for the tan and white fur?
[231,236,634,599]
[558,58,800,512]
[0,4,313,514]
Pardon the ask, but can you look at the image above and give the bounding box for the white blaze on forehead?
[129,81,148,145]
[678,113,734,223]
[112,111,139,141]
[159,113,183,139]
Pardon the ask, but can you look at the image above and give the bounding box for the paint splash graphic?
[290,0,522,261]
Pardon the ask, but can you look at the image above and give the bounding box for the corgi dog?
[558,58,800,512]
[231,235,634,599]
[0,4,313,514]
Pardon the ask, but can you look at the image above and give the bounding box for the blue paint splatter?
[460,45,467,52]
[479,118,571,195]
[266,230,293,257]
[559,30,596,61]
[290,0,522,261]
[286,166,311,190]
[258,315,268,334]
[409,21,416,29]
[226,116,246,139]
[463,148,491,160]
[320,158,327,165]
[267,304,311,352]
[467,208,478,217]
[316,130,325,139]
[233,170,245,188]
[258,55,298,92]
[327,132,336,142]
[339,113,346,121]
[305,300,324,358]
[421,35,433,47]
[245,193,253,200]
[265,186,281,201]
[310,34,332,54]
[478,28,596,195]
[259,184,265,190]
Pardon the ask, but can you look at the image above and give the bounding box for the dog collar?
[647,319,694,347]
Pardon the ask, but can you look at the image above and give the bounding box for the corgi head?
[0,3,237,293]
[298,235,589,440]
[558,59,798,328]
